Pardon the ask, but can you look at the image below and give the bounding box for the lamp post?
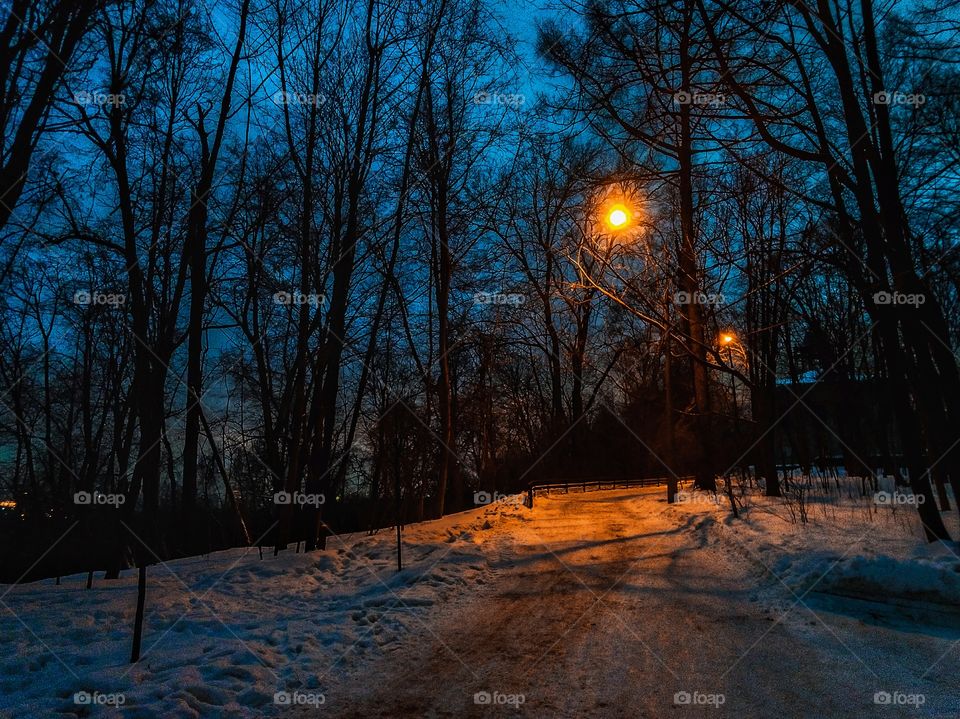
[720,331,748,422]
[665,302,677,503]
[597,197,680,501]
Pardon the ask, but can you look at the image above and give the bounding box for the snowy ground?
[1,486,959,717]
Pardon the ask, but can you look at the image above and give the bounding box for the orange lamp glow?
[605,203,631,230]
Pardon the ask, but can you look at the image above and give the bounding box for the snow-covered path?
[3,487,959,717]
[314,489,960,718]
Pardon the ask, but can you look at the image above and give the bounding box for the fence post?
[527,486,534,509]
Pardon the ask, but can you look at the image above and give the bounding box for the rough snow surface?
[2,487,959,718]
[0,504,515,718]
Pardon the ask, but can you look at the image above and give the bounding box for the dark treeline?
[1,0,959,581]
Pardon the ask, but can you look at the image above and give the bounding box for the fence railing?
[526,475,696,508]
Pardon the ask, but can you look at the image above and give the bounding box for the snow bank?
[814,549,960,608]
[0,497,526,718]
[665,483,960,614]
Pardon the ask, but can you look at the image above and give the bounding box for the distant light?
[0,500,16,509]
[721,334,734,344]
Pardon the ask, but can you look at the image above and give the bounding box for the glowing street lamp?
[604,203,632,231]
[720,331,747,364]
